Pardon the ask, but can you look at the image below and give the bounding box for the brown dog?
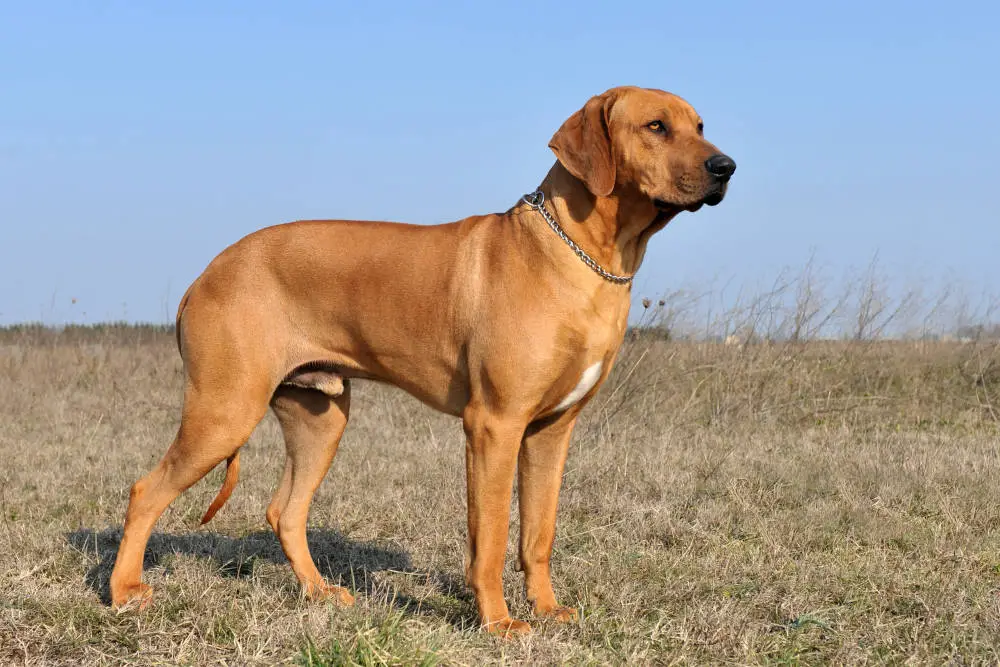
[108,85,735,635]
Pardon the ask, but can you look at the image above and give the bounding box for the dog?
[108,85,735,635]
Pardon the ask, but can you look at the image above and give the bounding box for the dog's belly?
[553,361,603,412]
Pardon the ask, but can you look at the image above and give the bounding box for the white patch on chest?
[554,361,603,412]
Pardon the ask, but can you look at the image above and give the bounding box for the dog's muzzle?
[701,154,735,207]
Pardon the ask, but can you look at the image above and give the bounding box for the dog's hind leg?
[266,366,345,534]
[269,381,354,605]
[109,384,270,609]
[266,458,292,534]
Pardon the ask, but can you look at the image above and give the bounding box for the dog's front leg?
[462,407,530,636]
[518,409,580,622]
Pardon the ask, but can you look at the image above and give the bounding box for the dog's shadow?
[66,528,474,624]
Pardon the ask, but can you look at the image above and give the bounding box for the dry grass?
[2,325,1000,665]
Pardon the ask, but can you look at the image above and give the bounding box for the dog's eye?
[697,122,704,135]
[646,120,667,135]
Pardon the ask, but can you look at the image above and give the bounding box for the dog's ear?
[549,92,617,197]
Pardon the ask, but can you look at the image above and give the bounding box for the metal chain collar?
[521,190,633,286]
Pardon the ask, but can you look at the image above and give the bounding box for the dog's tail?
[199,452,241,525]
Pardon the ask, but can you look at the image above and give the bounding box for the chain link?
[521,190,633,285]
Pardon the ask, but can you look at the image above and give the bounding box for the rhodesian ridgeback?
[108,85,735,635]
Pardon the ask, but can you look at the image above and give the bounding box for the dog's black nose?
[705,154,736,180]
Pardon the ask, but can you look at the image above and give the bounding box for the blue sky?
[1,1,997,324]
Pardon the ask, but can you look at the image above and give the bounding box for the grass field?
[2,325,1000,664]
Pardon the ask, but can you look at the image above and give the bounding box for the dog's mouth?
[702,190,724,207]
[654,188,725,214]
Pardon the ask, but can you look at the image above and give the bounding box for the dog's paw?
[111,582,153,611]
[484,616,532,637]
[535,604,578,623]
[306,582,355,607]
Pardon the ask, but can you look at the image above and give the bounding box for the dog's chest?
[553,361,604,412]
[546,307,625,413]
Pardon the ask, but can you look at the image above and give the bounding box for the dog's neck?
[535,162,682,279]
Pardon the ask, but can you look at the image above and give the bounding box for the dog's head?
[549,86,735,213]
